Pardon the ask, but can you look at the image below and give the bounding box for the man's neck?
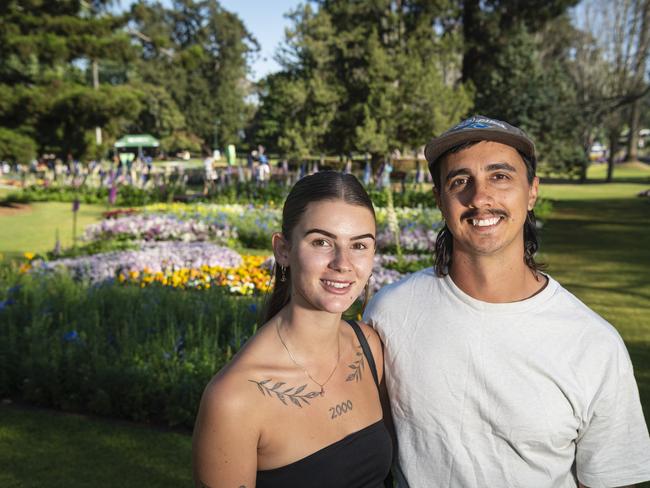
[448,251,546,303]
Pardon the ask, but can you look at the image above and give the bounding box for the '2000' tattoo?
[329,400,353,419]
[249,379,321,407]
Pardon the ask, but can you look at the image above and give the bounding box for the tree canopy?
[1,0,648,180]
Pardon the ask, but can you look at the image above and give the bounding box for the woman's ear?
[272,232,290,266]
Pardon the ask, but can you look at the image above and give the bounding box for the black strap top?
[256,320,393,488]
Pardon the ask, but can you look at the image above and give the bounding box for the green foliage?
[1,181,193,207]
[130,83,186,140]
[252,0,473,160]
[129,0,258,149]
[160,131,203,155]
[384,255,434,274]
[461,3,586,176]
[367,186,437,207]
[0,1,138,160]
[0,127,37,163]
[533,197,554,221]
[0,270,260,427]
[0,1,256,160]
[46,239,140,260]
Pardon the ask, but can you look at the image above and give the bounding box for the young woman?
[193,171,393,488]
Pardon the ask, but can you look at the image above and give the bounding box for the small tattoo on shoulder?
[346,343,365,382]
[249,379,321,407]
[329,400,353,419]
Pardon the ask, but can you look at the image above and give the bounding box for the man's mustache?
[460,208,509,220]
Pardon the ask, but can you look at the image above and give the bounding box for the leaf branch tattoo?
[346,343,365,382]
[249,379,321,407]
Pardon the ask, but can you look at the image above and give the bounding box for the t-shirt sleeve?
[363,290,387,340]
[576,340,650,488]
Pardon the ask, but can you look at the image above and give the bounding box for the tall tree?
[460,1,584,176]
[253,0,472,163]
[129,0,258,150]
[623,0,650,161]
[570,0,650,180]
[0,0,137,161]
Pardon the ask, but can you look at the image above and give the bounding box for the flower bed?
[33,242,243,285]
[144,203,281,249]
[119,254,274,296]
[142,203,443,252]
[83,214,237,245]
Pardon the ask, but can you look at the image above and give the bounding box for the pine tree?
[0,0,138,161]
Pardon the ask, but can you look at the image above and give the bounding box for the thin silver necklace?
[276,322,340,397]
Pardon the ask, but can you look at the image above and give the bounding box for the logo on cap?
[451,116,507,132]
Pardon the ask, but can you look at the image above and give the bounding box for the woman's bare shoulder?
[200,327,278,420]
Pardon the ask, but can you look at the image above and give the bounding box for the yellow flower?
[23,252,35,261]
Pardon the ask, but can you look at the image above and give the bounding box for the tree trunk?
[625,99,640,162]
[607,131,620,182]
[461,0,481,84]
[625,0,650,161]
[92,59,102,145]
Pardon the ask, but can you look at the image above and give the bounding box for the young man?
[364,115,650,487]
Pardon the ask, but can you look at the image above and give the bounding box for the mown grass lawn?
[0,404,192,488]
[586,160,650,181]
[0,202,106,261]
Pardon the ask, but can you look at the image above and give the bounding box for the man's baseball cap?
[424,115,536,171]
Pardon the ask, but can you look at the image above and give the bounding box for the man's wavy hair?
[430,141,544,277]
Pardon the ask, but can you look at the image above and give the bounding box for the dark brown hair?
[430,141,543,276]
[263,171,376,322]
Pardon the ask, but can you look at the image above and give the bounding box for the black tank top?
[256,320,393,488]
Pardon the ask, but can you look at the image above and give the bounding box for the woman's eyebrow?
[304,229,375,241]
[304,228,337,238]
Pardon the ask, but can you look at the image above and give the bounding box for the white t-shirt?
[257,162,270,181]
[364,268,650,488]
[203,157,215,180]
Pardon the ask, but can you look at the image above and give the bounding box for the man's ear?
[272,232,290,266]
[527,176,539,211]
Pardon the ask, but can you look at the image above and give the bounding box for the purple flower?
[83,214,236,244]
[108,185,118,205]
[0,298,15,312]
[34,242,244,284]
[63,330,80,342]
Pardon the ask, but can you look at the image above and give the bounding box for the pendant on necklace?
[319,387,324,397]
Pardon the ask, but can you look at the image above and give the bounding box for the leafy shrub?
[47,238,140,260]
[368,186,437,207]
[0,127,37,164]
[0,271,261,427]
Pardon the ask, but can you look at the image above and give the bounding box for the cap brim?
[425,129,535,169]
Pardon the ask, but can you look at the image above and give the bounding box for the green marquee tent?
[114,134,159,149]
